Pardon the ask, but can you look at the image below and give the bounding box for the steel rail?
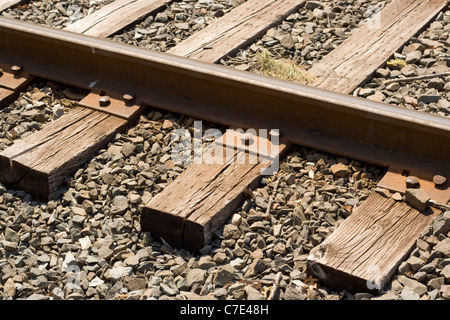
[1,17,449,178]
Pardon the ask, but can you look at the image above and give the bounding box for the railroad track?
[0,0,449,300]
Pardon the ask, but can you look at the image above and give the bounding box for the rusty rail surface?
[1,17,449,178]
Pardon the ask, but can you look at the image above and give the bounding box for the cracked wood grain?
[306,193,440,294]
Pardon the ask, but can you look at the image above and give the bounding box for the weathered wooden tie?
[0,92,143,200]
[306,192,444,294]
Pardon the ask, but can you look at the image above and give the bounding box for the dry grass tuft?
[255,51,315,84]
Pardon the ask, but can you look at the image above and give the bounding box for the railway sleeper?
[306,168,449,294]
[0,91,144,201]
[141,130,290,252]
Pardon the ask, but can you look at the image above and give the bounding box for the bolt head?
[405,176,420,188]
[122,93,135,103]
[11,65,22,74]
[269,129,280,138]
[241,132,254,145]
[99,95,111,107]
[433,175,447,186]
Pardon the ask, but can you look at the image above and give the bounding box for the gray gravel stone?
[245,258,267,277]
[400,288,420,300]
[25,293,51,301]
[111,195,129,215]
[186,268,206,287]
[418,94,442,104]
[405,188,431,211]
[284,284,307,300]
[434,238,450,257]
[98,246,114,260]
[398,275,428,296]
[246,286,266,300]
[3,241,18,251]
[432,212,450,235]
[405,51,422,64]
[441,264,450,282]
[213,265,235,287]
[109,266,133,280]
[441,285,450,299]
[223,224,241,239]
[427,277,445,291]
[407,256,426,272]
[4,228,20,243]
[354,292,373,300]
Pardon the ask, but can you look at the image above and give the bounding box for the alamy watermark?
[170,121,281,176]
[366,264,382,291]
[366,4,382,30]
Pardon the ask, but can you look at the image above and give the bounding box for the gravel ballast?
[1,0,115,28]
[0,81,81,152]
[0,0,449,301]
